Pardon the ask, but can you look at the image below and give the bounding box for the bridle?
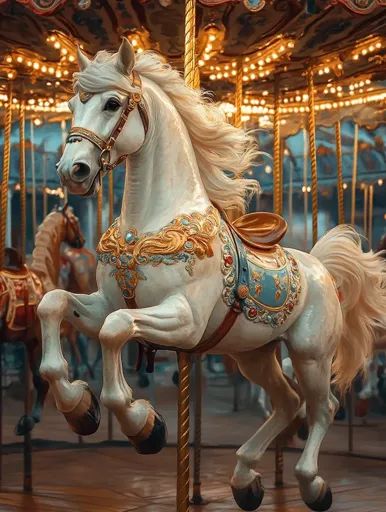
[66,70,149,176]
[60,207,85,249]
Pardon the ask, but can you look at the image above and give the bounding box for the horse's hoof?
[15,415,35,436]
[231,476,264,511]
[305,484,332,511]
[63,386,100,436]
[128,408,167,455]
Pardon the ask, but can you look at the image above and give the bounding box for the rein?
[66,70,148,176]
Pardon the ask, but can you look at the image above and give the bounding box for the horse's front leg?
[37,289,111,435]
[98,293,201,454]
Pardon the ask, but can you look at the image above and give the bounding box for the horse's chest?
[220,225,302,328]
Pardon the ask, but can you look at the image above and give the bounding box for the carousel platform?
[1,446,386,511]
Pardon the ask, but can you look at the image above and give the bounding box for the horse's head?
[59,203,85,249]
[57,38,147,196]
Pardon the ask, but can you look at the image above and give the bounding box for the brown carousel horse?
[0,204,86,435]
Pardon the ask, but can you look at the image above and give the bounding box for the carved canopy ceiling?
[0,0,385,105]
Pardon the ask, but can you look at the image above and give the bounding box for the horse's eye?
[104,98,121,112]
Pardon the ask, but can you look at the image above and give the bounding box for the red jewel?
[224,255,233,266]
[249,308,257,318]
[288,303,293,311]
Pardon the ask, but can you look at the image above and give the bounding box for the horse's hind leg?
[287,301,340,511]
[230,342,302,511]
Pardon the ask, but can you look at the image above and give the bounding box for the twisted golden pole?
[273,75,282,216]
[184,0,196,87]
[96,182,103,242]
[19,99,27,262]
[0,82,13,269]
[177,351,191,512]
[363,184,369,237]
[368,184,374,249]
[234,60,243,129]
[350,123,359,226]
[307,66,318,245]
[335,121,344,225]
[176,3,196,509]
[108,171,114,225]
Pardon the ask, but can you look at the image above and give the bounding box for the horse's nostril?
[70,162,91,182]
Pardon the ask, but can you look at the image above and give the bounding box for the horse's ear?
[77,46,90,71]
[116,37,135,75]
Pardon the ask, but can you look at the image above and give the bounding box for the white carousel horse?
[39,39,386,512]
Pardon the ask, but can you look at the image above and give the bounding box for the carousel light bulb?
[250,73,256,80]
[48,66,55,74]
[223,72,229,78]
[56,70,62,78]
[324,66,330,74]
[258,59,264,66]
[279,45,285,52]
[288,41,295,48]
[369,45,375,52]
[216,72,222,79]
[307,186,311,192]
[41,65,47,72]
[243,75,249,81]
[353,54,359,60]
[265,57,271,63]
[16,56,23,63]
[250,63,256,70]
[378,179,383,186]
[272,52,278,60]
[33,118,42,126]
[343,183,348,189]
[295,95,301,102]
[63,69,69,76]
[265,165,272,174]
[231,70,237,76]
[302,186,306,193]
[361,49,367,55]
[54,41,61,49]
[68,55,75,62]
[198,59,205,67]
[5,56,12,63]
[33,62,40,70]
[232,62,237,68]
[61,48,68,55]
[375,42,382,48]
[318,69,324,75]
[203,53,210,61]
[365,79,371,84]
[330,87,336,94]
[209,34,216,42]
[7,71,15,79]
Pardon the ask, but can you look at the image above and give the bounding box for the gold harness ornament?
[97,206,221,302]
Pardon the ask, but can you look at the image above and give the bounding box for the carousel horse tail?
[311,225,386,394]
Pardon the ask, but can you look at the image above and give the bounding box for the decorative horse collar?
[67,70,149,176]
[97,206,221,302]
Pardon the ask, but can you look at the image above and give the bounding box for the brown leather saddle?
[222,210,288,250]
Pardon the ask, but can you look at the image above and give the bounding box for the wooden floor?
[0,446,386,511]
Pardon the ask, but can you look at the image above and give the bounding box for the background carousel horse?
[0,205,86,435]
[59,246,97,379]
[40,40,386,512]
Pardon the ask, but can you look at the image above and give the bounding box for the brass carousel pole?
[363,184,369,237]
[30,120,37,236]
[273,73,284,489]
[0,82,13,485]
[350,123,359,225]
[191,66,204,507]
[335,121,344,225]
[303,128,309,250]
[107,172,114,442]
[19,98,33,492]
[368,184,374,249]
[234,59,243,129]
[176,1,196,510]
[307,66,318,245]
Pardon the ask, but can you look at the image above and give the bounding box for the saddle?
[222,210,288,250]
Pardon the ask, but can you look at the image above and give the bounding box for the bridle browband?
[66,70,149,176]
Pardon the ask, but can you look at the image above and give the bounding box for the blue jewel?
[125,231,135,244]
[181,219,190,226]
[184,241,194,250]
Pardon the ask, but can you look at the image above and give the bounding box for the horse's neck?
[30,215,64,292]
[119,104,210,235]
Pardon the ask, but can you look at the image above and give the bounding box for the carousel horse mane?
[30,209,67,292]
[73,50,260,217]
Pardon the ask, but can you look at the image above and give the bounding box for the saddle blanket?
[220,223,302,328]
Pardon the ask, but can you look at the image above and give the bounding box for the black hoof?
[231,476,264,511]
[306,484,332,511]
[297,419,309,441]
[129,409,167,455]
[15,415,36,436]
[63,386,100,436]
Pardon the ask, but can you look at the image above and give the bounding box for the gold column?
[107,172,114,441]
[273,75,282,216]
[30,120,37,236]
[96,182,103,243]
[350,123,359,225]
[19,99,27,262]
[234,60,243,129]
[363,184,368,237]
[303,128,309,250]
[307,66,318,245]
[0,82,13,269]
[177,1,196,509]
[335,121,344,225]
[368,184,374,249]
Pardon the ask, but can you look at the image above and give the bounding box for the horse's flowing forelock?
[74,50,260,216]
